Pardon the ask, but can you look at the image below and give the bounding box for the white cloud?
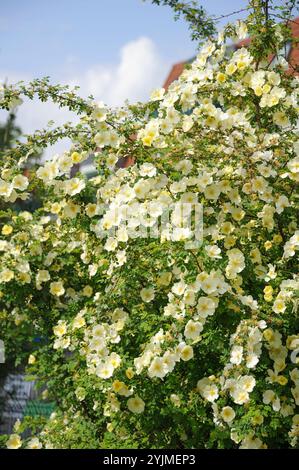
[1,36,170,158]
[82,36,168,106]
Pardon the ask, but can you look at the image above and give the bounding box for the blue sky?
[1,0,250,80]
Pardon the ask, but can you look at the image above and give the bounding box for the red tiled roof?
[163,61,186,90]
[235,37,251,48]
[288,16,299,73]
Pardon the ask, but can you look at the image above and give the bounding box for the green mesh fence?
[23,400,55,418]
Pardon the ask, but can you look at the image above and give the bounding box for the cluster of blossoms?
[0,173,29,203]
[0,17,298,449]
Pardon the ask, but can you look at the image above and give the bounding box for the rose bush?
[0,7,298,449]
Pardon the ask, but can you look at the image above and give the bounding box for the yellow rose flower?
[277,376,288,386]
[2,224,13,235]
[28,354,36,365]
[126,368,134,379]
[6,434,22,449]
